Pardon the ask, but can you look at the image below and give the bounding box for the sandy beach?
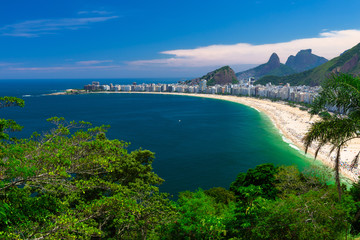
[51,91,360,181]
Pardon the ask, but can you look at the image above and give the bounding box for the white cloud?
[129,29,360,67]
[76,60,113,65]
[10,65,122,71]
[1,16,119,37]
[0,62,17,67]
[8,60,118,72]
[78,10,112,15]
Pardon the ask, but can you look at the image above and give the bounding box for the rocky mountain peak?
[268,53,281,66]
[285,49,327,72]
[298,49,312,55]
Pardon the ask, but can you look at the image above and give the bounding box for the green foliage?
[286,102,296,107]
[250,188,353,240]
[266,64,295,77]
[256,70,313,86]
[2,96,360,239]
[0,96,24,140]
[204,187,235,205]
[227,164,279,238]
[318,111,331,119]
[0,118,176,239]
[0,96,24,109]
[230,163,279,200]
[328,43,360,72]
[195,66,236,86]
[227,164,357,239]
[162,189,236,239]
[350,177,360,202]
[207,77,216,86]
[274,165,329,198]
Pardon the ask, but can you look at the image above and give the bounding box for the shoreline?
[49,91,360,182]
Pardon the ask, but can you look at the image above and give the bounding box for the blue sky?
[1,0,360,79]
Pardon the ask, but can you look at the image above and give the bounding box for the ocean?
[1,78,316,196]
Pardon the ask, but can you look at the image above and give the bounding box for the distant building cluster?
[84,79,320,104]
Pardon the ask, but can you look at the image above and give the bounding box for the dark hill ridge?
[259,53,281,74]
[236,53,295,80]
[285,49,328,72]
[236,50,327,81]
[255,42,360,86]
[188,66,238,86]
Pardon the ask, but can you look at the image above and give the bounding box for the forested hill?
[256,42,360,86]
[187,66,238,86]
[236,53,295,80]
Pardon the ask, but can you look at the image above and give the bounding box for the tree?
[230,163,279,200]
[228,164,279,238]
[304,73,360,201]
[0,96,24,140]
[0,116,176,239]
[274,165,330,198]
[227,165,355,239]
[204,187,235,205]
[250,187,353,240]
[162,189,235,239]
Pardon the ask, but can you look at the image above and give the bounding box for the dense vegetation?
[2,91,360,239]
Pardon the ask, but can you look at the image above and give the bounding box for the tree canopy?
[2,96,360,239]
[0,113,176,239]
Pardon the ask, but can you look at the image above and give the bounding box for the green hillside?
[188,65,238,86]
[256,42,360,86]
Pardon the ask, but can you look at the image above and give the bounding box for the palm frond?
[311,74,360,115]
[303,74,360,202]
[303,117,358,152]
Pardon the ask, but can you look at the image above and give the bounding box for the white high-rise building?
[199,79,207,92]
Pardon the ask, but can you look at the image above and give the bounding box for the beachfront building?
[114,85,121,91]
[83,80,320,104]
[199,79,207,92]
[122,85,131,92]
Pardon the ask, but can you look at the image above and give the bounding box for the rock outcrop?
[285,49,328,72]
[236,53,294,80]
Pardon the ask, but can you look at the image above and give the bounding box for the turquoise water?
[1,79,323,195]
[2,88,319,196]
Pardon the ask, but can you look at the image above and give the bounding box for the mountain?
[236,53,295,80]
[188,66,238,86]
[285,49,328,72]
[255,42,360,86]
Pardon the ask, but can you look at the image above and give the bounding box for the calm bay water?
[1,79,315,196]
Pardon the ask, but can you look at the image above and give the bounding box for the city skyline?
[1,0,360,79]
